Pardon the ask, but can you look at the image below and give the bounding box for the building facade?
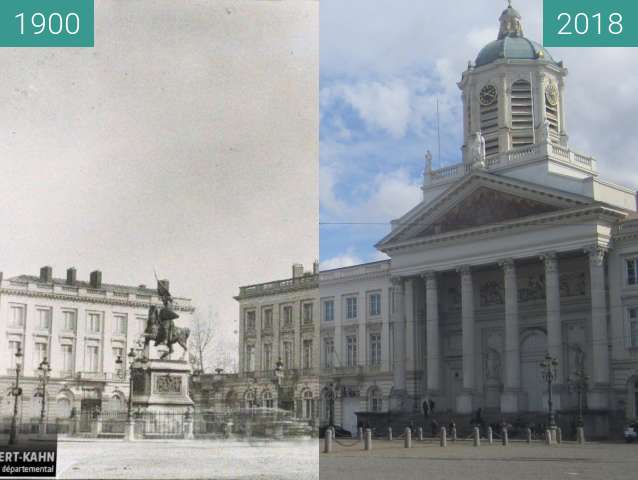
[315,5,638,436]
[0,266,194,426]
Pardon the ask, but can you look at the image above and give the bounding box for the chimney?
[313,260,320,275]
[89,270,102,289]
[66,267,77,285]
[292,263,304,279]
[39,266,53,283]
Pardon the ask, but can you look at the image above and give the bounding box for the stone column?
[381,288,391,372]
[456,266,474,414]
[500,259,520,413]
[587,246,610,409]
[543,252,563,410]
[391,277,406,393]
[423,272,440,398]
[558,78,568,145]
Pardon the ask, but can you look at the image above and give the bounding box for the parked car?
[319,425,352,438]
[624,421,638,443]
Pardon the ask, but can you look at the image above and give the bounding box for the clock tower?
[458,2,569,164]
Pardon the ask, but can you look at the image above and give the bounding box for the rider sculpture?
[145,279,190,360]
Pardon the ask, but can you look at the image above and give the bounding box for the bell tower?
[458,2,569,164]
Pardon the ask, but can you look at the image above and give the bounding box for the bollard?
[365,428,372,451]
[418,426,423,441]
[388,426,393,442]
[526,428,532,444]
[324,428,333,453]
[473,427,480,447]
[556,428,562,444]
[359,427,364,441]
[404,427,412,448]
[502,427,509,446]
[545,429,552,445]
[577,427,585,445]
[452,427,457,442]
[487,426,493,445]
[440,427,447,447]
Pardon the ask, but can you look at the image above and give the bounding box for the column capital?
[456,265,472,276]
[585,245,608,267]
[540,252,559,272]
[421,271,437,283]
[498,258,516,272]
[390,276,404,287]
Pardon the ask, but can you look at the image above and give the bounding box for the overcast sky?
[320,0,638,268]
[0,0,318,371]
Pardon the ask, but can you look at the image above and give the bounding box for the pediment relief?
[416,187,561,237]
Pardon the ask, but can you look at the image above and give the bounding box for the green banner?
[544,0,638,47]
[0,0,94,47]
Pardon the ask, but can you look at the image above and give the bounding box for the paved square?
[320,439,638,480]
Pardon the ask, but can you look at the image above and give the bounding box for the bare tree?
[189,312,214,373]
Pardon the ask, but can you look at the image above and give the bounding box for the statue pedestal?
[132,359,194,413]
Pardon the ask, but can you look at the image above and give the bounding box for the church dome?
[475,2,558,68]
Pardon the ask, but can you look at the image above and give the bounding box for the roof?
[475,36,557,68]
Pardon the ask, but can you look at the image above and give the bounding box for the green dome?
[475,36,557,67]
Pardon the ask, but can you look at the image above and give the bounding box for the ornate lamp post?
[116,348,147,421]
[273,358,285,409]
[327,384,335,428]
[36,357,51,434]
[540,353,559,430]
[8,346,23,445]
[568,368,589,428]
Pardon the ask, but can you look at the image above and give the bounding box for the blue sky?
[319,0,638,269]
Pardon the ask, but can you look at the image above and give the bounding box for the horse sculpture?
[145,305,190,360]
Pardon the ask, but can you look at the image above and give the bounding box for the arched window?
[510,79,534,148]
[56,398,72,419]
[244,390,257,410]
[262,390,274,409]
[368,388,383,412]
[303,390,313,419]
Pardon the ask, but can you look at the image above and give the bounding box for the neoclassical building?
[317,5,638,436]
[0,266,194,427]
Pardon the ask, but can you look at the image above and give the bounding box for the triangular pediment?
[376,171,594,250]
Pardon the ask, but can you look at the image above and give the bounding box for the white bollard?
[365,428,372,451]
[502,427,509,446]
[556,428,562,444]
[451,426,457,442]
[404,427,412,448]
[440,427,447,447]
[324,428,333,453]
[577,427,585,445]
[487,426,493,445]
[545,429,552,445]
[526,428,532,444]
[418,427,423,441]
[473,427,480,447]
[388,426,393,441]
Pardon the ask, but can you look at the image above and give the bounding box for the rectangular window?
[245,311,256,331]
[303,303,313,324]
[629,308,638,348]
[323,338,334,368]
[61,344,74,373]
[303,340,313,369]
[85,345,99,372]
[113,314,127,335]
[323,300,334,322]
[283,306,293,327]
[246,345,255,372]
[346,297,358,320]
[263,309,273,330]
[370,333,382,366]
[87,313,101,334]
[34,342,48,368]
[62,310,76,331]
[9,305,25,328]
[627,259,638,286]
[8,340,22,369]
[263,344,272,370]
[113,347,124,377]
[37,308,51,330]
[346,335,358,368]
[283,341,293,369]
[369,293,381,317]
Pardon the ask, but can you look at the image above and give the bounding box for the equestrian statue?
[144,279,190,360]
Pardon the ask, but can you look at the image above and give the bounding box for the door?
[520,330,547,412]
[341,397,358,435]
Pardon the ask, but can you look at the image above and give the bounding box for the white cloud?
[321,250,364,270]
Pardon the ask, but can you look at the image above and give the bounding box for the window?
[263,391,274,409]
[283,341,293,369]
[370,334,382,367]
[627,259,638,286]
[510,79,534,147]
[323,338,334,369]
[61,345,74,373]
[346,297,357,320]
[85,345,99,372]
[323,300,334,322]
[369,293,381,317]
[303,303,313,324]
[263,344,272,371]
[303,340,313,369]
[113,347,124,377]
[8,340,22,368]
[346,335,358,368]
[246,345,255,372]
[369,388,382,412]
[34,342,48,368]
[36,308,51,330]
[245,390,256,410]
[87,313,101,334]
[303,390,313,419]
[628,308,638,348]
[479,83,499,156]
[263,309,273,330]
[113,314,127,335]
[9,305,25,328]
[245,311,256,332]
[62,310,76,331]
[282,306,293,327]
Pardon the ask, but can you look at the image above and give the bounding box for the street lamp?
[36,357,51,434]
[540,353,559,430]
[568,368,589,428]
[273,358,285,410]
[8,345,23,445]
[327,384,335,428]
[116,348,147,421]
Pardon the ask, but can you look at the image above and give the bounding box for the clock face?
[479,85,497,106]
[545,83,559,107]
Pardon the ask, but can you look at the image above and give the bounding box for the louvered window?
[511,80,534,148]
[479,95,499,156]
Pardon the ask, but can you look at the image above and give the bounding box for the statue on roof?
[469,131,486,168]
[498,1,524,39]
